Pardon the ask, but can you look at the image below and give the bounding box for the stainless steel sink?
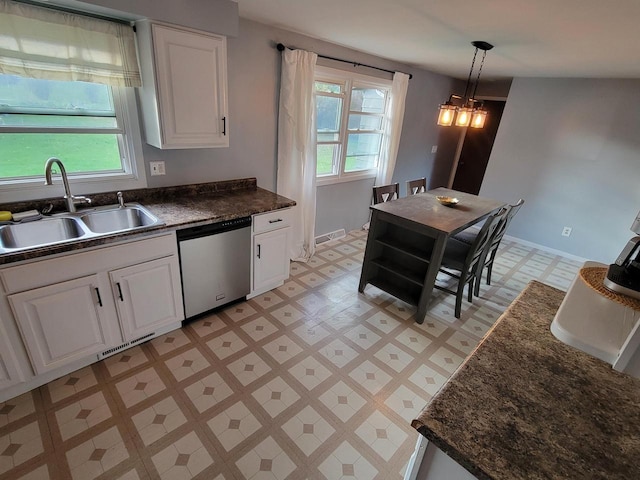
[0,217,87,251]
[0,203,164,254]
[80,205,162,234]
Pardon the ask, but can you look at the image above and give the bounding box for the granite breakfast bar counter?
[409,280,640,480]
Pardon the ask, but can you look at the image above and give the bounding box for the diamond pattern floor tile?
[0,230,578,480]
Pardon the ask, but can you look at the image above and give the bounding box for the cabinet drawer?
[1,233,178,294]
[253,208,293,234]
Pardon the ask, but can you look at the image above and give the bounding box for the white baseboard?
[504,234,588,263]
[315,228,346,245]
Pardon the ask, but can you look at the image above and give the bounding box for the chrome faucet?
[44,157,91,213]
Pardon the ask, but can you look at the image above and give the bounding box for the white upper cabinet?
[137,21,229,149]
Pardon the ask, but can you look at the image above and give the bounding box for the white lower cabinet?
[0,319,25,390]
[8,275,119,375]
[250,208,292,297]
[0,232,184,399]
[253,229,290,293]
[110,256,182,341]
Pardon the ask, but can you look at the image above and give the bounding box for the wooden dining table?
[358,187,506,323]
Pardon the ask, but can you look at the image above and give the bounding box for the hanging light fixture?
[437,41,494,129]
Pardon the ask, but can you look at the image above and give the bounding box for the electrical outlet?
[149,161,165,176]
[431,145,438,154]
[562,226,572,237]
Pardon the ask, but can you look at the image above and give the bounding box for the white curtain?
[375,72,410,185]
[0,0,141,87]
[277,48,318,262]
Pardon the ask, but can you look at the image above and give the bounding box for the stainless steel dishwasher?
[177,217,251,319]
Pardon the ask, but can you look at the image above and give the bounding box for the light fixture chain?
[463,47,479,101]
[471,50,487,101]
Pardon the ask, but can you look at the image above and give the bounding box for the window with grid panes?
[315,67,391,184]
[0,74,145,200]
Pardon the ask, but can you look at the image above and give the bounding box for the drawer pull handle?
[268,218,283,224]
[257,244,261,259]
[116,282,124,301]
[95,287,103,307]
[222,116,226,136]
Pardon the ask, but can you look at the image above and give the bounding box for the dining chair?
[406,178,427,196]
[434,209,506,318]
[453,199,525,295]
[372,183,399,204]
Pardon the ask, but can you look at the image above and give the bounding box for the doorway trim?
[446,95,508,189]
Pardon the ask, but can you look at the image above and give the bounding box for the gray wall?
[137,17,459,237]
[18,0,465,239]
[480,77,640,262]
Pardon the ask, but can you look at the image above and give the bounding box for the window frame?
[0,82,146,204]
[315,66,392,186]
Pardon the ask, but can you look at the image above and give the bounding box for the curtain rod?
[276,43,412,79]
[13,0,133,26]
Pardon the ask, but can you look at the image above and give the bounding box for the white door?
[8,275,117,375]
[153,24,228,148]
[110,256,184,341]
[253,227,291,293]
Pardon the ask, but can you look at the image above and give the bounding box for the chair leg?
[473,269,482,297]
[454,272,468,319]
[486,250,498,285]
[468,277,474,303]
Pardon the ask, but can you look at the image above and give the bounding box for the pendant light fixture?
[437,41,494,129]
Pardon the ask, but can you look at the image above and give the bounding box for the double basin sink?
[0,204,164,254]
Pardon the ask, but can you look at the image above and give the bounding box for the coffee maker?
[603,211,640,300]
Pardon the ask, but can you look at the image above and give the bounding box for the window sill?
[316,172,377,187]
[0,173,147,205]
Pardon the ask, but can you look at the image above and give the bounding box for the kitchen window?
[0,75,145,202]
[315,66,391,185]
[0,1,145,203]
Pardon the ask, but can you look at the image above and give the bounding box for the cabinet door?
[8,275,117,375]
[0,320,24,389]
[152,24,228,148]
[253,227,291,294]
[110,256,184,342]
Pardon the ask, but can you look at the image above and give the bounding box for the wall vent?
[130,332,155,345]
[97,332,156,360]
[98,342,131,360]
[315,229,346,246]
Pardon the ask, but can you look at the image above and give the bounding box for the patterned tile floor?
[0,229,581,480]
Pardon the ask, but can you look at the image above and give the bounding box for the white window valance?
[0,0,141,87]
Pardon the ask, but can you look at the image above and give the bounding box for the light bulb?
[455,106,473,127]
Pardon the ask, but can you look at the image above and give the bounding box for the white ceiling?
[237,0,640,80]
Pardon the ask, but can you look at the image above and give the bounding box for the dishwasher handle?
[176,216,251,242]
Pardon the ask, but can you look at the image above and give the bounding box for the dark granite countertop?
[0,178,295,265]
[411,280,640,480]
